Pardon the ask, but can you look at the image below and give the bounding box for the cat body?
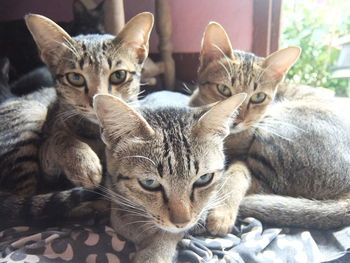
[24,13,154,189]
[0,57,57,195]
[225,95,350,229]
[92,93,246,262]
[189,22,350,232]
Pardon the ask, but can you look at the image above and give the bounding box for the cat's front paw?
[207,206,237,236]
[63,147,102,187]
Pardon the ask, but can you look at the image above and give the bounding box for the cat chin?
[230,123,248,134]
[82,113,99,124]
[157,223,195,234]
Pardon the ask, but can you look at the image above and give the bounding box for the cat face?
[93,93,246,233]
[190,22,300,133]
[25,13,154,122]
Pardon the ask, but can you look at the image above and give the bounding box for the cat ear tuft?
[200,22,234,70]
[93,94,155,148]
[262,46,301,80]
[0,57,10,80]
[194,93,247,138]
[114,12,154,64]
[25,14,73,66]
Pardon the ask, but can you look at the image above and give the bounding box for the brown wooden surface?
[104,0,125,35]
[155,0,176,90]
[270,0,282,53]
[252,0,272,57]
[252,0,281,57]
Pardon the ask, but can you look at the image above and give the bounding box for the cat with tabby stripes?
[190,22,350,234]
[0,12,154,196]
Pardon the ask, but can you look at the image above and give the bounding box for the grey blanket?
[1,217,350,263]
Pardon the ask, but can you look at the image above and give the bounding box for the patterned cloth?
[1,217,350,263]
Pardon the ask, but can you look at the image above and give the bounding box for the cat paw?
[207,206,236,236]
[63,148,102,187]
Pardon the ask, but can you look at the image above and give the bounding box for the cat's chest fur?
[226,99,350,199]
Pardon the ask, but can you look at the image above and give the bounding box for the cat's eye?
[194,173,214,187]
[110,70,127,85]
[217,84,232,97]
[250,92,267,104]
[139,179,161,191]
[66,72,86,87]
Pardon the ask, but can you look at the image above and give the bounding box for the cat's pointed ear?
[25,14,73,66]
[194,93,246,138]
[114,12,154,64]
[262,46,301,80]
[73,0,89,17]
[200,22,234,70]
[93,94,155,148]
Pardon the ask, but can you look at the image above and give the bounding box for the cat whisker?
[219,61,232,81]
[61,38,80,59]
[135,223,158,240]
[260,118,306,133]
[256,59,283,84]
[212,43,234,77]
[124,219,153,227]
[97,186,146,212]
[121,155,156,167]
[253,123,294,142]
[182,82,193,95]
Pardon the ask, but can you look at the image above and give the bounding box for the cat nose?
[233,116,244,126]
[169,206,191,227]
[170,214,191,228]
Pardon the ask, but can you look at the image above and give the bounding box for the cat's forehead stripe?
[145,109,197,178]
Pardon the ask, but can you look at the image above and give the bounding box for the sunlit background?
[281,0,350,96]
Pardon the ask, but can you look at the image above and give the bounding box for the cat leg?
[132,231,182,263]
[207,161,252,235]
[40,131,102,187]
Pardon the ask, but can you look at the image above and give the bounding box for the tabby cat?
[0,59,105,228]
[0,57,57,195]
[93,92,246,263]
[190,22,350,233]
[24,12,153,190]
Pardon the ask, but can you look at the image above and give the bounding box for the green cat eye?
[250,92,267,104]
[139,179,161,191]
[217,84,232,97]
[194,173,214,187]
[110,70,127,85]
[66,72,86,87]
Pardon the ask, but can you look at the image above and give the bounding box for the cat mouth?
[231,122,246,133]
[157,222,195,234]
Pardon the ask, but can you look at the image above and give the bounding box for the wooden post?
[252,0,282,56]
[104,0,125,35]
[155,0,175,90]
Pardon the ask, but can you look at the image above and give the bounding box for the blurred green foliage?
[281,0,350,96]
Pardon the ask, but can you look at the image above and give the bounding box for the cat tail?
[0,187,107,229]
[239,194,350,229]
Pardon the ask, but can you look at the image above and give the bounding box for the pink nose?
[169,213,191,228]
[235,116,244,124]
